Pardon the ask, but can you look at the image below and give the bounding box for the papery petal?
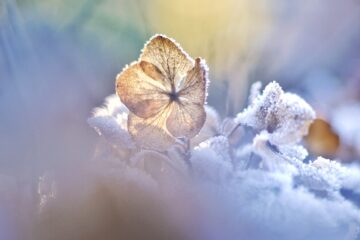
[139,61,171,90]
[116,62,169,118]
[178,58,208,105]
[140,35,194,86]
[128,107,175,151]
[166,102,206,138]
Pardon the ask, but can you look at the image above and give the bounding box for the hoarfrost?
[235,81,315,145]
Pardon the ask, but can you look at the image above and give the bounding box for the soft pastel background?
[1,0,360,239]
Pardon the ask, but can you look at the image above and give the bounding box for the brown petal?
[140,35,194,86]
[128,107,175,151]
[116,63,169,118]
[178,58,208,105]
[166,102,206,138]
[139,61,170,89]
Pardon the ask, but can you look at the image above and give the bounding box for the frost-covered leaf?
[268,93,315,145]
[236,81,283,131]
[235,81,315,145]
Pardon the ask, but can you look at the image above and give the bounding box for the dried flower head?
[116,34,208,151]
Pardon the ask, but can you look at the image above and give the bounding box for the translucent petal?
[178,58,208,105]
[116,63,170,118]
[128,106,175,151]
[139,61,171,90]
[165,58,208,139]
[117,35,208,151]
[166,102,206,138]
[140,35,194,86]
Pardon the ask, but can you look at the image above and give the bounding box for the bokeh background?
[1,0,360,196]
[1,0,360,239]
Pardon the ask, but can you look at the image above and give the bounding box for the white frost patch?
[88,94,134,149]
[191,136,233,183]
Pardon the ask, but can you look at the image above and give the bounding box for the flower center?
[168,90,179,102]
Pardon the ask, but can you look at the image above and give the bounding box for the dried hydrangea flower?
[116,34,208,151]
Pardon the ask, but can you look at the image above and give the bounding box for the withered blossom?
[116,35,208,151]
